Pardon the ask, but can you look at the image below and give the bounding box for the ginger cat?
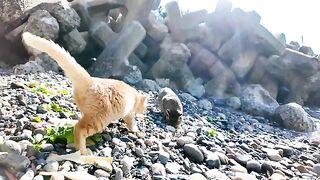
[158,87,183,128]
[22,32,148,155]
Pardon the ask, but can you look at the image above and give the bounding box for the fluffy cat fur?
[157,87,183,128]
[22,32,148,155]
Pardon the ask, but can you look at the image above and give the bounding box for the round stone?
[246,160,261,173]
[206,153,221,169]
[234,153,251,166]
[189,173,207,180]
[183,144,204,163]
[159,151,170,164]
[43,161,59,172]
[312,163,320,176]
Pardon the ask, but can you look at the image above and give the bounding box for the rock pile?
[0,72,319,179]
[1,0,320,107]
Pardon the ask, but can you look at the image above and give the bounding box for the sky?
[160,0,319,54]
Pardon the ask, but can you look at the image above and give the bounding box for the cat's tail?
[22,32,92,91]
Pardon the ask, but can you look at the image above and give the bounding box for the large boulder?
[274,103,317,132]
[148,41,196,89]
[23,10,60,40]
[0,36,28,67]
[62,29,87,55]
[187,42,220,80]
[146,11,168,41]
[50,3,81,34]
[265,49,319,105]
[165,1,208,43]
[240,84,279,118]
[89,21,146,78]
[123,0,157,27]
[0,0,23,32]
[71,0,126,31]
[205,60,240,98]
[13,53,60,74]
[230,46,259,79]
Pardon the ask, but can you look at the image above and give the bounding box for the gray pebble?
[206,153,221,169]
[246,160,262,173]
[94,160,113,173]
[183,144,204,163]
[114,168,123,180]
[312,163,320,176]
[189,173,207,180]
[41,143,54,152]
[176,136,194,147]
[43,161,59,172]
[165,162,180,174]
[234,153,251,166]
[159,151,170,164]
[19,168,35,180]
[151,163,166,176]
[94,169,110,178]
[0,140,22,154]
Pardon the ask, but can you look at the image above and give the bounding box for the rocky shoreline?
[0,71,320,180]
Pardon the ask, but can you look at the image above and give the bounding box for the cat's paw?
[129,125,139,133]
[80,148,93,155]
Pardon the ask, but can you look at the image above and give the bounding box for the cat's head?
[165,109,183,127]
[136,94,149,113]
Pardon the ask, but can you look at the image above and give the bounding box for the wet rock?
[274,103,316,132]
[240,84,279,118]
